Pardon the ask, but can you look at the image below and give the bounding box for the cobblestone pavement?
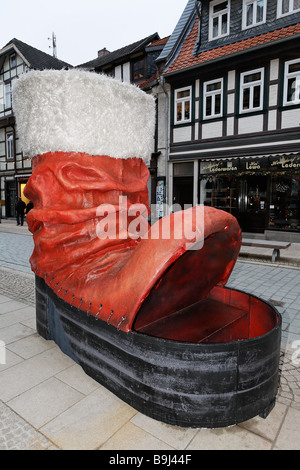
[0,226,300,449]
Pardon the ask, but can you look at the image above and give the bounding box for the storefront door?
[5,181,16,218]
[173,176,194,209]
[238,175,268,233]
[173,162,194,210]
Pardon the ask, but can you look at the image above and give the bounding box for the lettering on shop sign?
[245,160,261,170]
[271,156,300,170]
[201,160,238,174]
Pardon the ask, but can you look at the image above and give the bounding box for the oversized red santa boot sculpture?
[13,70,281,428]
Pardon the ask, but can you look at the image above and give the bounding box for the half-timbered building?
[0,38,70,218]
[157,0,300,240]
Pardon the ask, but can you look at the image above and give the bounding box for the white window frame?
[6,133,14,160]
[277,0,300,17]
[4,83,12,109]
[239,68,264,114]
[203,78,224,119]
[209,0,230,41]
[283,58,300,106]
[242,0,267,29]
[174,86,192,125]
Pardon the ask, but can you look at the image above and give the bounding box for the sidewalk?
[0,221,300,450]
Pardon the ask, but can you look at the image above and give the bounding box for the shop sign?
[240,157,268,172]
[200,159,238,175]
[270,155,300,170]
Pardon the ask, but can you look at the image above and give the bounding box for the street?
[0,224,300,449]
[0,231,33,274]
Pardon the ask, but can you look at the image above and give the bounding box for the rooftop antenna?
[48,32,57,58]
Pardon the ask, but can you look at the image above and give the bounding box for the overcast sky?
[1,0,188,66]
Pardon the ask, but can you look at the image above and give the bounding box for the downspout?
[195,0,202,53]
[160,75,169,211]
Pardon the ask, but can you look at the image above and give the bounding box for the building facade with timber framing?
[156,0,300,241]
[0,38,71,219]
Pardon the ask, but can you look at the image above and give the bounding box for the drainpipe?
[160,75,169,211]
[195,1,202,52]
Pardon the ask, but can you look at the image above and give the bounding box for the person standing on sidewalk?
[15,197,26,226]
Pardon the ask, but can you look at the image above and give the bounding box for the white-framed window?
[203,78,223,119]
[240,68,264,113]
[283,59,300,106]
[209,0,230,41]
[277,0,300,17]
[242,0,267,29]
[174,86,192,124]
[6,133,14,160]
[4,83,12,109]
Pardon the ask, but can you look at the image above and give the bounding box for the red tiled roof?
[149,36,170,47]
[137,72,159,91]
[166,20,300,74]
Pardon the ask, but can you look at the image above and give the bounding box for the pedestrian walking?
[15,197,26,226]
[26,200,33,214]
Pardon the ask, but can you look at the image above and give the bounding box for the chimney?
[98,48,110,58]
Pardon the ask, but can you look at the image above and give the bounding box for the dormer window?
[277,0,300,17]
[132,57,146,83]
[209,0,230,41]
[242,0,267,29]
[10,54,17,68]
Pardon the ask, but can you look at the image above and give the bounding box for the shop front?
[4,175,31,218]
[199,154,300,236]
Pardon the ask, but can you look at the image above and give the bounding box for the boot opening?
[133,230,278,343]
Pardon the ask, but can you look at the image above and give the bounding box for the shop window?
[242,0,266,29]
[201,176,237,216]
[269,175,300,231]
[4,83,12,109]
[240,68,264,113]
[174,86,192,125]
[283,59,300,106]
[209,0,230,41]
[6,133,14,160]
[277,0,300,17]
[203,78,223,119]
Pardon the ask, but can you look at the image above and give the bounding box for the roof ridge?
[77,32,159,69]
[2,37,72,68]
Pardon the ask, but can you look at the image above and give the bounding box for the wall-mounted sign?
[239,157,268,172]
[200,159,238,175]
[270,155,300,170]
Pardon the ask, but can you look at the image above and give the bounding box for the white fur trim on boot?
[12,69,156,163]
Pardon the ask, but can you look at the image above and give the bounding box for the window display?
[269,175,300,231]
[201,176,238,216]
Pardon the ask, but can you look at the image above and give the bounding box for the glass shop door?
[238,175,268,233]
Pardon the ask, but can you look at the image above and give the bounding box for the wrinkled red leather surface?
[25,152,242,332]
